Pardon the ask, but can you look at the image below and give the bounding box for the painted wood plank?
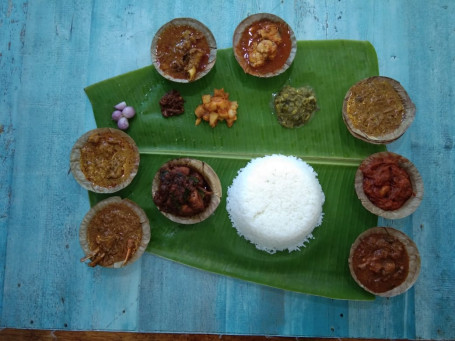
[0,0,28,321]
[0,0,454,339]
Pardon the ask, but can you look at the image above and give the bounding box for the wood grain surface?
[1,0,454,340]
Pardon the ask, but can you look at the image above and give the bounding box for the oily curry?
[154,24,211,81]
[84,202,143,267]
[235,19,292,75]
[79,130,138,189]
[351,232,409,293]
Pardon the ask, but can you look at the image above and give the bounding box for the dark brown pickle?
[361,155,413,211]
[159,89,185,117]
[352,232,409,293]
[153,165,212,217]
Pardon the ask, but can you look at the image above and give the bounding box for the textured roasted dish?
[151,158,222,224]
[70,128,140,193]
[342,76,416,144]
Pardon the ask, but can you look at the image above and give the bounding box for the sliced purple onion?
[114,101,127,110]
[112,110,123,121]
[122,106,136,119]
[117,117,129,130]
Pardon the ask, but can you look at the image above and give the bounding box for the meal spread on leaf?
[72,13,422,297]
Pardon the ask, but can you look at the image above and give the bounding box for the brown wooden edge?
[0,329,424,341]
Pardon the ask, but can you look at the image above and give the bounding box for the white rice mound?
[226,154,325,254]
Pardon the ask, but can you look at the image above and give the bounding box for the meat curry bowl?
[70,128,140,193]
[151,18,217,83]
[151,158,222,224]
[348,226,420,297]
[354,152,424,219]
[233,13,297,78]
[79,196,151,268]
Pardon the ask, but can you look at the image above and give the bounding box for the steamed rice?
[226,154,325,253]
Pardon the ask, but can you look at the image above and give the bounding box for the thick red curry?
[361,156,413,211]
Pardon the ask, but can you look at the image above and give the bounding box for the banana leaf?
[85,40,385,300]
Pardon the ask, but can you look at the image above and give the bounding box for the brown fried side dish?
[153,165,212,217]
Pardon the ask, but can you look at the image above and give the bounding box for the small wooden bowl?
[349,227,420,297]
[151,158,222,224]
[79,196,151,268]
[355,152,424,219]
[342,76,416,144]
[70,128,140,193]
[151,18,217,83]
[233,13,297,78]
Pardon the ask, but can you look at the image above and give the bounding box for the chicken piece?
[188,190,205,211]
[175,30,193,51]
[257,40,278,59]
[258,23,282,44]
[248,40,278,68]
[382,260,396,275]
[184,48,204,81]
[173,166,191,176]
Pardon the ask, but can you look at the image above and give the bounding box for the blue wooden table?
[1,1,454,339]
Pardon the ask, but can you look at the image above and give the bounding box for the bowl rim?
[348,226,421,297]
[151,157,222,224]
[354,151,424,219]
[232,12,297,78]
[342,76,416,144]
[151,17,217,83]
[79,196,151,268]
[70,127,140,193]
